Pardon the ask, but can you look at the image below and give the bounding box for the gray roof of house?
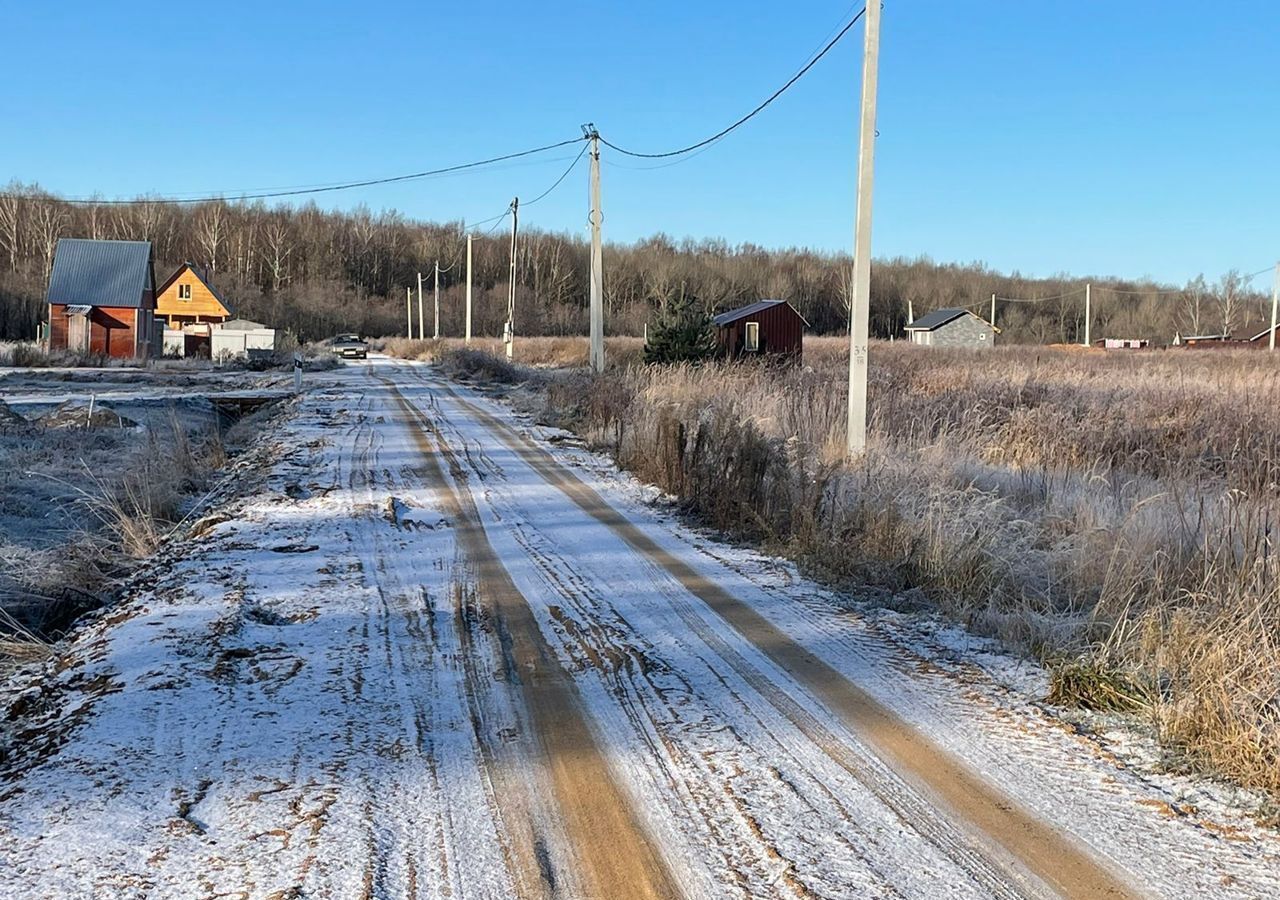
[904,308,972,331]
[47,239,153,308]
[712,299,809,327]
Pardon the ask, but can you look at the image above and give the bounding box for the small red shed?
[46,239,157,359]
[713,299,806,361]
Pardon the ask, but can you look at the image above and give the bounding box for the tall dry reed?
[519,340,1280,800]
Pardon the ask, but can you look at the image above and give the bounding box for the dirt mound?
[0,399,30,431]
[35,400,138,430]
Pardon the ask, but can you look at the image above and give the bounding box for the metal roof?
[712,299,809,327]
[47,239,153,309]
[904,308,973,331]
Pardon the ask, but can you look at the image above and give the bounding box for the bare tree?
[261,217,296,291]
[0,187,25,272]
[1216,269,1246,337]
[1179,274,1209,338]
[195,202,227,274]
[85,201,106,240]
[31,198,68,276]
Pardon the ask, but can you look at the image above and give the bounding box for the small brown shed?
[46,239,158,359]
[713,299,806,361]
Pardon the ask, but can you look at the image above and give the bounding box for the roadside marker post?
[293,352,303,393]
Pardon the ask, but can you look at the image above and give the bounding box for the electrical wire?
[521,142,590,207]
[1093,266,1276,296]
[6,137,589,205]
[599,7,866,159]
[994,288,1088,303]
[431,147,588,275]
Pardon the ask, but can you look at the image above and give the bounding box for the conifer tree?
[643,290,717,364]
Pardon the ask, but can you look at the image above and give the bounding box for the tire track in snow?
[377,372,682,900]
[409,373,1022,898]
[420,369,1136,900]
[346,386,523,899]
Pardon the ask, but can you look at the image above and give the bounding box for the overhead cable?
[599,7,867,159]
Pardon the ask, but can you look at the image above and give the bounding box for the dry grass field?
[375,335,647,369]
[394,335,1280,803]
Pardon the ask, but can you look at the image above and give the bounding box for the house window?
[178,284,192,300]
[744,321,760,352]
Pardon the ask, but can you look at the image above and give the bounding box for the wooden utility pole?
[1083,282,1091,347]
[433,261,441,340]
[406,287,412,337]
[465,234,473,345]
[416,272,425,340]
[846,0,881,456]
[506,198,519,360]
[587,126,605,373]
[1270,263,1279,352]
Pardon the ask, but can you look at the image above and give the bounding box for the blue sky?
[2,1,1276,285]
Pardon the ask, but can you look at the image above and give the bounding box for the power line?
[1095,266,1276,296]
[438,148,588,271]
[4,137,589,206]
[521,142,590,207]
[599,7,866,159]
[995,288,1088,303]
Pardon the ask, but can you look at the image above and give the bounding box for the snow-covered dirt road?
[3,357,1278,899]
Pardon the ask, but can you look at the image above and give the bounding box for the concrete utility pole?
[846,0,881,456]
[907,299,914,325]
[406,287,412,337]
[433,261,441,340]
[506,198,519,360]
[416,272,425,340]
[1270,262,1280,352]
[586,125,605,373]
[465,234,473,345]
[990,292,997,331]
[1083,282,1091,347]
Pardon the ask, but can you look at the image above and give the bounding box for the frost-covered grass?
[378,335,645,369]
[454,340,1280,800]
[0,406,232,668]
[0,341,129,368]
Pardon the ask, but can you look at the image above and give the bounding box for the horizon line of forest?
[0,185,1269,344]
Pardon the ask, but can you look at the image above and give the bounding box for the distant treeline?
[0,183,1269,344]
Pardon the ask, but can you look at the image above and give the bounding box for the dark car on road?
[330,333,368,359]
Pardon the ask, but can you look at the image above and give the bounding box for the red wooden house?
[46,239,158,359]
[713,299,806,361]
